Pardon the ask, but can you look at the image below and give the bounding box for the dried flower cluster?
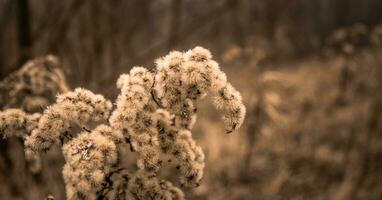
[0,109,40,139]
[62,125,123,200]
[0,55,70,176]
[0,55,69,112]
[0,109,42,172]
[110,67,162,172]
[154,47,245,133]
[127,170,184,200]
[25,88,112,152]
[13,47,245,200]
[155,109,205,187]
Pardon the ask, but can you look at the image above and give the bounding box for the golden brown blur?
[1,0,382,200]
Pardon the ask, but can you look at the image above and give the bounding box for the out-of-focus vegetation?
[1,0,382,199]
[1,0,382,93]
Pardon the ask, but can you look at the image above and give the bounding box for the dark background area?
[1,0,382,93]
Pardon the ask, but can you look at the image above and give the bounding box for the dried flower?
[213,83,246,133]
[25,88,112,152]
[13,47,246,200]
[0,109,40,139]
[127,170,184,200]
[154,46,245,132]
[0,55,69,112]
[110,67,162,172]
[0,109,42,173]
[155,109,205,187]
[62,125,121,200]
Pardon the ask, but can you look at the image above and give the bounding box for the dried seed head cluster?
[62,125,123,200]
[110,67,154,129]
[154,51,197,130]
[0,109,42,173]
[8,47,245,200]
[213,83,246,133]
[155,109,205,187]
[154,46,246,132]
[25,88,112,152]
[108,47,243,193]
[0,109,40,138]
[0,56,69,174]
[110,67,162,172]
[0,55,69,112]
[127,170,184,200]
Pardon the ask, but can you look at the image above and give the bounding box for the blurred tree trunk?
[227,0,244,47]
[47,0,85,53]
[0,0,15,79]
[0,40,4,79]
[264,0,280,42]
[89,1,103,86]
[168,0,182,49]
[16,0,32,67]
[0,0,32,198]
[318,0,332,40]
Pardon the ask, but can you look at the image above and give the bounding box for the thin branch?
[150,73,163,108]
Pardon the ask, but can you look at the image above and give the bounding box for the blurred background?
[1,0,382,199]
